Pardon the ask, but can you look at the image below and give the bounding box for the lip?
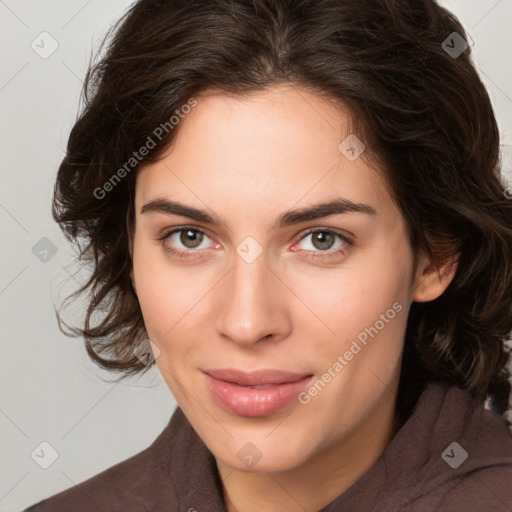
[203,368,314,417]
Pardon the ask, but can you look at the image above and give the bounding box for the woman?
[24,0,512,510]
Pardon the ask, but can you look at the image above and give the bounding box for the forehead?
[134,85,396,225]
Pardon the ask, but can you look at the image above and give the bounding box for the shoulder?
[426,386,512,511]
[22,441,166,512]
[417,386,512,511]
[435,465,512,512]
[380,384,512,512]
[21,412,185,512]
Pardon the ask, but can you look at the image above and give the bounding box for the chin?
[216,440,309,474]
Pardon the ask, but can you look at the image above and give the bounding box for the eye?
[157,226,353,261]
[293,228,352,259]
[157,227,218,260]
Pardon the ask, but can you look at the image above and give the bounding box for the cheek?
[136,272,201,394]
[133,243,193,344]
[288,239,413,357]
[137,275,201,343]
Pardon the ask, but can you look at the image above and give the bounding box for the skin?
[129,84,457,512]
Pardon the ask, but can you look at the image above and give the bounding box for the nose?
[214,248,292,347]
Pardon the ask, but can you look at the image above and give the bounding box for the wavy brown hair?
[53,0,512,422]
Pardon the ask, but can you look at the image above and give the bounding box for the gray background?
[1,1,511,510]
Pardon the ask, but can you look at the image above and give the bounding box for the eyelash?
[157,226,353,261]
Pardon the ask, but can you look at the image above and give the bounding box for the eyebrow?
[140,197,377,228]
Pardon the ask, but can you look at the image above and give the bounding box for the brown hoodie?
[23,382,512,512]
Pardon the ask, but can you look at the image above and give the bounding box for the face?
[130,85,436,473]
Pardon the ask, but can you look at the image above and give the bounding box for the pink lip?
[203,368,314,417]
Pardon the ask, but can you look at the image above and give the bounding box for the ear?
[412,250,459,303]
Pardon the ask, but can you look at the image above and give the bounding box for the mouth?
[203,368,312,386]
[202,368,314,417]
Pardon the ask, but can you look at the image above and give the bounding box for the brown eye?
[158,226,218,261]
[296,228,350,254]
